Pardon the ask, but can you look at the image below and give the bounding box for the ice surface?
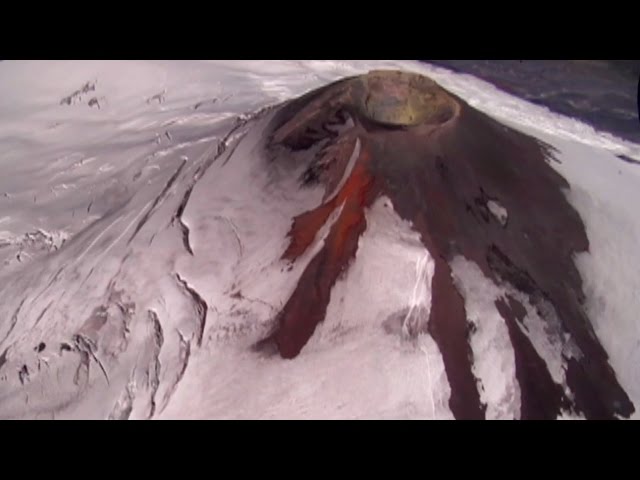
[525,131,640,419]
[159,197,453,420]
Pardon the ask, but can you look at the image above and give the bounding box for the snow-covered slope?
[0,60,639,419]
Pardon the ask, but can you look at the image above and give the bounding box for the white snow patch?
[516,294,573,389]
[450,256,520,420]
[450,255,583,416]
[325,137,361,203]
[557,411,586,420]
[487,200,508,226]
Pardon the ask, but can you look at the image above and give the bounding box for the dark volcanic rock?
[496,295,573,419]
[262,70,634,420]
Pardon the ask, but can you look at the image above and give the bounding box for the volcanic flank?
[256,70,635,420]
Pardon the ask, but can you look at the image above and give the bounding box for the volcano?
[257,70,633,420]
[0,62,637,420]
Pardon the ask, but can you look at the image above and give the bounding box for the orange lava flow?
[282,146,375,261]
[274,145,380,358]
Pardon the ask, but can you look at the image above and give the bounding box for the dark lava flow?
[259,70,634,420]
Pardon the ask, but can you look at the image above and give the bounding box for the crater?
[354,70,458,127]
